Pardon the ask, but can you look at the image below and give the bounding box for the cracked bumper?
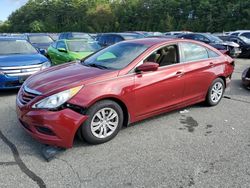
[16,101,88,148]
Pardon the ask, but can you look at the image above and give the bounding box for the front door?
[134,44,185,118]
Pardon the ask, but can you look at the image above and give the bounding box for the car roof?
[63,39,97,43]
[60,32,89,34]
[100,32,141,36]
[24,33,51,37]
[121,38,187,46]
[0,36,27,41]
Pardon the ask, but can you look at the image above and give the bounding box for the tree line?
[0,0,249,33]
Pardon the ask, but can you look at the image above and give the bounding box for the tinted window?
[114,36,123,43]
[231,32,239,36]
[0,40,38,55]
[182,34,194,39]
[181,42,209,62]
[56,41,66,49]
[241,32,250,39]
[121,34,143,40]
[59,33,65,39]
[72,33,93,40]
[194,34,209,42]
[107,36,115,45]
[83,42,149,70]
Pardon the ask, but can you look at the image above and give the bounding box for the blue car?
[0,37,51,89]
[24,33,54,51]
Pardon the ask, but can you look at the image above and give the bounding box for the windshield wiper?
[84,63,108,70]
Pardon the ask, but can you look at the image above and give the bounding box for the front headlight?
[41,61,51,70]
[32,86,82,109]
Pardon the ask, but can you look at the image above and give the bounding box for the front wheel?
[206,78,225,106]
[80,100,124,144]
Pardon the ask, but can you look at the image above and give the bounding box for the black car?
[58,32,93,40]
[218,35,250,58]
[242,67,250,89]
[96,33,144,47]
[178,33,241,57]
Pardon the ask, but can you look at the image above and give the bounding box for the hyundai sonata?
[16,38,234,148]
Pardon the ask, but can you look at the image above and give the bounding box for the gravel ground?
[0,59,250,188]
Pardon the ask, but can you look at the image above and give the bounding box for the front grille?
[19,86,40,105]
[0,64,43,77]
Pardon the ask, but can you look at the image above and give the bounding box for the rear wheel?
[206,78,225,106]
[81,100,124,144]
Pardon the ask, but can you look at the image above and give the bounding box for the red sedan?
[16,38,234,148]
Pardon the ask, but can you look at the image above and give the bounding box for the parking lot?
[0,59,249,188]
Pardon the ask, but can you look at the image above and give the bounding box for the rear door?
[179,42,220,103]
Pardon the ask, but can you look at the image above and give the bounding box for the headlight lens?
[41,61,51,70]
[32,86,82,109]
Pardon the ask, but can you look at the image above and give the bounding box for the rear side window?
[107,36,115,45]
[181,42,209,62]
[207,49,219,58]
[182,34,194,39]
[114,36,123,43]
[231,32,239,36]
[241,32,250,39]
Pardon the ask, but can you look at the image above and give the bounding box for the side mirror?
[58,48,67,53]
[39,48,47,55]
[136,62,159,73]
[219,50,230,55]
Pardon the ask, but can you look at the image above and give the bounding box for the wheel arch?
[87,96,130,127]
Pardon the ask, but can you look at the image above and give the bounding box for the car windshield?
[72,33,93,40]
[203,34,223,43]
[121,34,144,40]
[67,41,101,52]
[0,40,38,55]
[29,35,53,43]
[82,42,149,70]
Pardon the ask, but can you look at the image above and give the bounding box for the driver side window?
[144,44,179,67]
[56,41,66,49]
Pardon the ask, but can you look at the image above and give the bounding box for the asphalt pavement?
[0,59,250,188]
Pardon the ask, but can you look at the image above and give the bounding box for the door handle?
[176,71,184,77]
[209,62,215,67]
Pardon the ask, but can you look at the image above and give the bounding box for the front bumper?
[0,74,26,89]
[16,99,88,148]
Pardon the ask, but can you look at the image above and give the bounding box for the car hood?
[68,51,93,60]
[0,53,48,67]
[25,62,117,95]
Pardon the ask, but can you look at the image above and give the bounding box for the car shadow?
[0,89,19,97]
[72,102,208,148]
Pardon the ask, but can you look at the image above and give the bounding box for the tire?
[81,100,124,144]
[206,78,225,106]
